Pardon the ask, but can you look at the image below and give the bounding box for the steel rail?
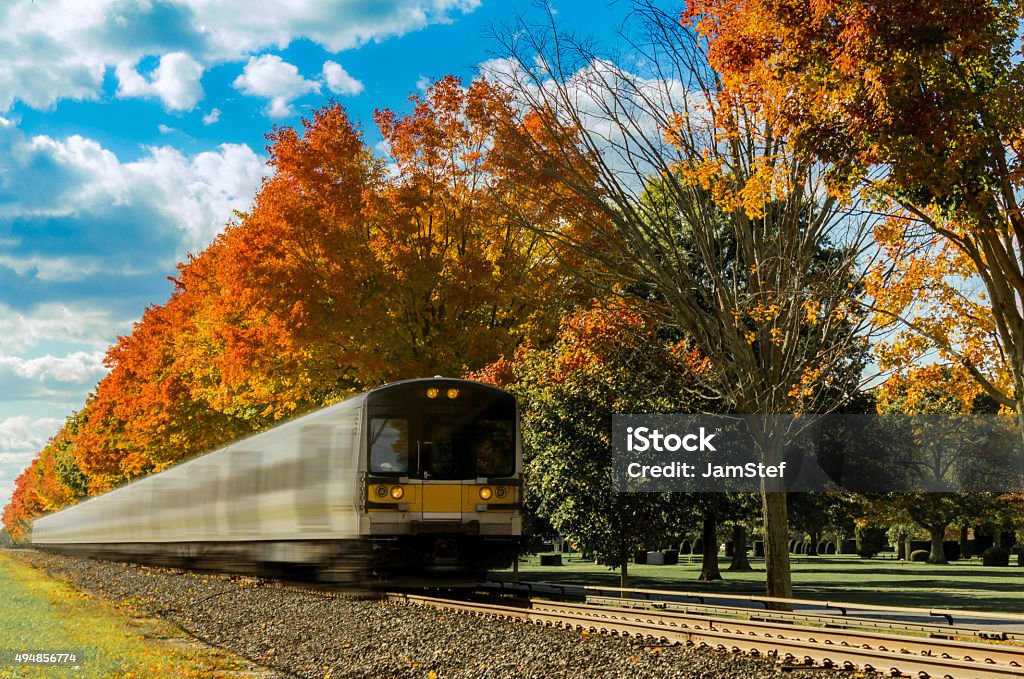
[528,598,1024,669]
[487,579,1024,625]
[390,593,1024,679]
[583,595,1024,643]
[486,579,1024,640]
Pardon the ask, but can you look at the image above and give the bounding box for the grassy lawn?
[0,552,252,678]
[495,552,1024,614]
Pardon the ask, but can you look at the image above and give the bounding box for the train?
[30,377,522,584]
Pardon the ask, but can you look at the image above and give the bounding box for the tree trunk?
[621,558,629,588]
[762,490,793,606]
[897,538,906,561]
[758,425,792,607]
[805,531,819,556]
[727,524,753,571]
[698,505,722,581]
[959,525,971,559]
[928,524,948,564]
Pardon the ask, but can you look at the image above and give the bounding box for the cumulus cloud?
[115,51,204,111]
[0,0,480,113]
[0,303,129,353]
[323,61,364,96]
[0,414,65,507]
[0,120,267,253]
[0,416,62,454]
[202,108,221,125]
[233,54,320,118]
[0,352,106,384]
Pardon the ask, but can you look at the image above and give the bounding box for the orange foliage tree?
[684,0,1024,426]
[3,76,587,538]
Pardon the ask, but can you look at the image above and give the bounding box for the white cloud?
[0,415,62,454]
[0,0,481,113]
[0,254,148,282]
[416,75,432,91]
[185,0,482,57]
[0,303,129,353]
[157,124,175,135]
[0,121,268,251]
[233,54,320,118]
[323,61,364,96]
[0,352,106,384]
[115,51,204,111]
[133,143,269,245]
[202,108,221,125]
[0,415,65,508]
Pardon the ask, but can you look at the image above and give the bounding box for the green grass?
[0,552,250,678]
[495,552,1024,614]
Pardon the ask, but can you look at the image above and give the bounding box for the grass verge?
[0,552,253,678]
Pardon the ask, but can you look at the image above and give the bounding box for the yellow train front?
[358,378,522,580]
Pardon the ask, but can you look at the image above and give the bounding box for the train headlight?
[390,486,405,500]
[426,388,439,399]
[446,388,459,399]
[479,487,493,501]
[374,485,388,498]
[495,486,507,499]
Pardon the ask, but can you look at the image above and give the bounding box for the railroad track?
[389,592,1024,678]
[486,579,1024,642]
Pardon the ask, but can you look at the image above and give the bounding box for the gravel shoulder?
[7,550,861,678]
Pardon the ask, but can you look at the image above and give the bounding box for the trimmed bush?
[909,550,929,562]
[983,546,1010,567]
[754,540,764,557]
[973,534,994,553]
[692,538,703,554]
[857,527,886,559]
[839,539,857,555]
[540,554,562,566]
[662,549,679,565]
[679,541,690,554]
[788,539,797,553]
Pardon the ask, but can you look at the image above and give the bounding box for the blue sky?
[0,0,633,508]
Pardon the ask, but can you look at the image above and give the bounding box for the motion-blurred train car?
[30,377,522,583]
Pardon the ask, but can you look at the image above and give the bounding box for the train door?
[417,414,464,525]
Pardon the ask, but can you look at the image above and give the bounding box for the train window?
[424,422,455,477]
[472,419,516,476]
[369,417,409,473]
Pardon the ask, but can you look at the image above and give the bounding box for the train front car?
[360,378,522,581]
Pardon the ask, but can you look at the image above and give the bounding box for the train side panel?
[32,397,363,555]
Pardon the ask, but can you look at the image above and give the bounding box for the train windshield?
[369,418,409,473]
[366,382,517,479]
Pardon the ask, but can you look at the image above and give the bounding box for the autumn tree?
[4,76,590,532]
[474,301,711,587]
[686,0,1024,442]
[185,78,586,423]
[489,3,874,602]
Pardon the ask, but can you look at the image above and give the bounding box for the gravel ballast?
[10,550,860,678]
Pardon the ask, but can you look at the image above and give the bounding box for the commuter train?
[30,378,522,584]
